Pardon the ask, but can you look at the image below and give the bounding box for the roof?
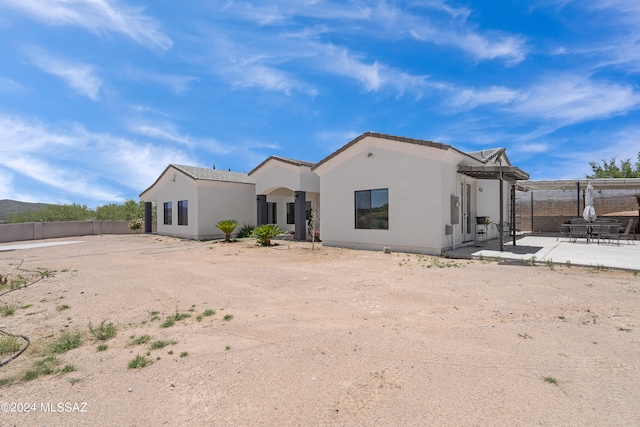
[466,148,512,166]
[518,178,640,191]
[312,132,452,171]
[248,156,315,176]
[139,164,254,197]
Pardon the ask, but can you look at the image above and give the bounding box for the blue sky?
[1,0,639,207]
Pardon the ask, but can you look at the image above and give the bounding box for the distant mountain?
[0,199,52,221]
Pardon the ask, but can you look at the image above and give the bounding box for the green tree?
[6,204,95,223]
[95,199,145,220]
[587,152,640,178]
[216,219,238,243]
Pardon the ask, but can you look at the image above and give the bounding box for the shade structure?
[583,182,597,221]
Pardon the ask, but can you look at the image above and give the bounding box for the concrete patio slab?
[447,235,639,270]
[0,241,84,252]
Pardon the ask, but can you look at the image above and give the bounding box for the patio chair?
[556,218,570,241]
[569,218,589,242]
[598,222,621,245]
[620,219,637,245]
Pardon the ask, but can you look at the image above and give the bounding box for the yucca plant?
[252,224,284,246]
[216,219,239,242]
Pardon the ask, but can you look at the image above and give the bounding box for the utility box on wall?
[450,195,460,225]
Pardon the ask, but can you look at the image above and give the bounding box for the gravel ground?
[0,234,639,426]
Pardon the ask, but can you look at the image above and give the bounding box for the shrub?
[216,219,239,242]
[89,321,117,341]
[252,224,284,246]
[236,223,255,238]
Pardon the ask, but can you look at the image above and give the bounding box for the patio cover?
[458,165,530,182]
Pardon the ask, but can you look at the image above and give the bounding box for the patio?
[447,234,640,270]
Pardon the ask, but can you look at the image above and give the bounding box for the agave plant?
[251,224,284,246]
[216,219,239,242]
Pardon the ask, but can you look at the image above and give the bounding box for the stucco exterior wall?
[252,161,319,195]
[316,136,463,254]
[196,180,256,239]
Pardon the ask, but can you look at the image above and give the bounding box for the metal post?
[511,184,516,246]
[499,156,504,252]
[576,182,581,218]
[530,191,534,234]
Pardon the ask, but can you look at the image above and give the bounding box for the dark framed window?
[178,200,188,226]
[355,188,388,230]
[267,202,277,224]
[163,202,172,225]
[286,201,312,224]
[286,203,295,224]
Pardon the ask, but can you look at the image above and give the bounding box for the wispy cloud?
[0,114,195,204]
[25,48,103,100]
[215,1,527,65]
[0,76,27,93]
[447,86,520,110]
[512,75,640,124]
[128,122,232,154]
[123,68,199,94]
[0,0,172,50]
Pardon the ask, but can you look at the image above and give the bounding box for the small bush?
[203,309,215,317]
[180,351,188,358]
[252,224,284,246]
[129,335,151,346]
[61,364,76,373]
[50,332,83,354]
[57,304,71,311]
[96,344,108,352]
[128,354,152,369]
[236,223,255,238]
[0,335,21,355]
[150,340,176,350]
[223,314,233,321]
[216,219,239,242]
[89,321,117,341]
[0,303,20,317]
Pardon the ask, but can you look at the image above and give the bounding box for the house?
[140,132,529,254]
[139,164,255,240]
[248,156,319,241]
[312,132,529,254]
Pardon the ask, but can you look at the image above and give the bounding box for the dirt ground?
[0,234,638,426]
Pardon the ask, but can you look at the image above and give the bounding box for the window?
[286,201,312,224]
[355,188,388,229]
[286,203,295,224]
[178,200,188,226]
[163,202,172,225]
[267,202,277,224]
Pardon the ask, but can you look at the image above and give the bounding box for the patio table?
[560,222,622,244]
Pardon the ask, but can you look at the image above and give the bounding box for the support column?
[511,184,516,246]
[294,191,306,241]
[256,195,267,226]
[144,202,153,233]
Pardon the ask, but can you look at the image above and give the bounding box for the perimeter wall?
[0,221,153,243]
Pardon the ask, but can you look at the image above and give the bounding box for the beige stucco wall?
[142,166,255,240]
[0,221,141,243]
[314,136,510,253]
[252,160,319,195]
[315,136,459,254]
[196,180,256,239]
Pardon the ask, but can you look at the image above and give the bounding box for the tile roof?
[171,164,255,184]
[248,155,315,176]
[139,164,254,197]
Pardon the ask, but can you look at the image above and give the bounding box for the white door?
[461,181,474,242]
